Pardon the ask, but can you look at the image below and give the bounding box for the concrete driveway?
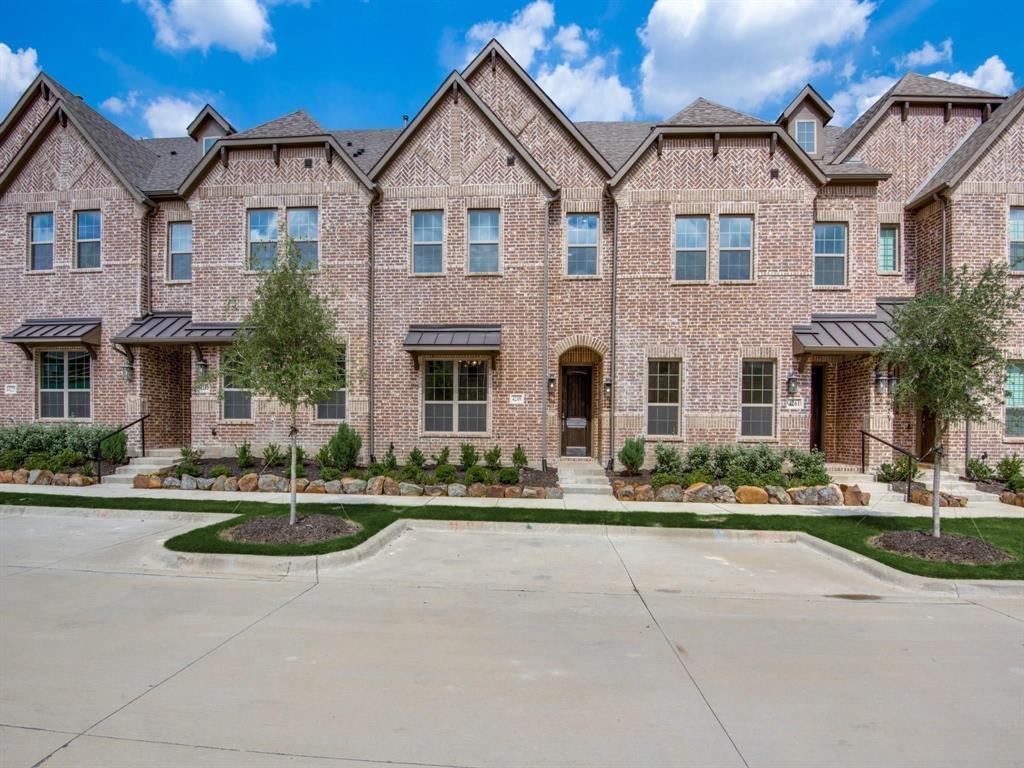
[1,512,1021,767]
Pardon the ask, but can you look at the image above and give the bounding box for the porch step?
[145,447,184,459]
[557,459,613,497]
[560,482,614,497]
[829,472,875,486]
[102,454,177,485]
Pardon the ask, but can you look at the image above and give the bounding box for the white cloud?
[930,55,1015,95]
[538,56,635,120]
[101,91,139,115]
[830,74,895,125]
[141,0,277,60]
[142,95,203,137]
[553,24,588,60]
[639,0,874,117]
[896,38,952,69]
[465,0,554,70]
[0,43,40,113]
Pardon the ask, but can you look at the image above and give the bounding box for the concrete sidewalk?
[2,479,1020,517]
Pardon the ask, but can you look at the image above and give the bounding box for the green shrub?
[208,464,231,478]
[511,444,528,471]
[460,443,480,469]
[651,472,683,489]
[679,469,714,488]
[0,449,26,470]
[180,445,203,464]
[0,422,125,461]
[484,445,502,470]
[997,454,1022,482]
[710,444,738,480]
[653,443,683,476]
[365,462,395,479]
[408,447,425,469]
[382,443,398,471]
[261,443,284,468]
[780,447,826,480]
[497,467,519,485]
[98,432,128,463]
[79,461,95,477]
[1006,473,1024,492]
[682,443,713,475]
[326,424,362,470]
[432,446,451,467]
[320,467,341,482]
[435,463,457,483]
[24,452,53,471]
[966,457,994,481]
[400,465,423,483]
[617,436,645,475]
[420,471,436,486]
[723,466,759,489]
[314,445,333,469]
[294,446,306,466]
[52,448,84,469]
[877,455,918,484]
[234,440,255,469]
[465,465,493,485]
[175,462,202,478]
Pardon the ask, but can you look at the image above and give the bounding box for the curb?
[0,504,235,524]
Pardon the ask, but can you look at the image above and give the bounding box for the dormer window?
[202,136,218,154]
[796,120,816,153]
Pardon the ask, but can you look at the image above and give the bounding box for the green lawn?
[2,491,1021,580]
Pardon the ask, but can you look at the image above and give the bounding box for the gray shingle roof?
[668,98,768,127]
[233,109,325,139]
[138,137,201,192]
[331,128,402,173]
[575,121,656,170]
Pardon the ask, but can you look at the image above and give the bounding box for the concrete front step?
[145,448,184,458]
[560,483,614,496]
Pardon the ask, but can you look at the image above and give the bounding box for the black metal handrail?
[860,429,918,502]
[95,414,150,484]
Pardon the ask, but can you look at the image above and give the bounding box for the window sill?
[219,419,255,425]
[737,435,778,443]
[670,280,709,286]
[313,418,348,424]
[24,269,56,276]
[165,279,193,285]
[420,430,492,439]
[564,274,601,280]
[877,271,903,277]
[410,272,446,278]
[1003,436,1024,444]
[719,279,756,286]
[812,285,851,291]
[70,268,104,274]
[466,272,503,277]
[36,417,94,423]
[645,433,684,442]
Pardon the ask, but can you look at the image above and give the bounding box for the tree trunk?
[930,451,941,538]
[289,409,298,526]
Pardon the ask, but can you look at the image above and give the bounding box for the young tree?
[877,262,1024,537]
[216,239,341,525]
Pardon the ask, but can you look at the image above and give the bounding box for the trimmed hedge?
[0,423,127,463]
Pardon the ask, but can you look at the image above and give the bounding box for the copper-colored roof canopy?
[2,317,102,359]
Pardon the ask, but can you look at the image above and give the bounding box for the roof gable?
[233,109,324,139]
[777,84,834,124]
[187,104,235,137]
[668,98,767,127]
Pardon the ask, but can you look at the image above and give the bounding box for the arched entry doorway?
[556,344,605,458]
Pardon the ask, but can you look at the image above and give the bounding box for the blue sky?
[1,0,1020,138]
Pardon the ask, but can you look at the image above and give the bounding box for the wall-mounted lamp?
[547,373,556,396]
[603,378,612,400]
[120,360,134,382]
[874,367,889,396]
[786,372,799,396]
[887,370,898,393]
[196,359,209,376]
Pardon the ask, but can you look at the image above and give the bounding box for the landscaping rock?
[485,484,505,498]
[999,491,1015,505]
[257,474,279,492]
[149,475,164,489]
[276,477,289,492]
[163,476,181,488]
[634,484,654,501]
[13,469,29,484]
[365,476,385,495]
[133,474,152,489]
[910,488,967,508]
[616,485,635,501]
[824,483,845,505]
[612,479,628,496]
[399,482,423,496]
[180,474,198,491]
[343,479,366,494]
[764,485,789,504]
[735,485,769,504]
[68,473,93,487]
[504,486,523,498]
[840,483,870,506]
[448,483,467,497]
[52,472,69,486]
[521,486,542,499]
[788,486,818,505]
[196,477,215,491]
[224,476,239,492]
[655,484,684,502]
[468,482,487,497]
[291,478,309,493]
[713,485,736,503]
[211,476,226,492]
[324,480,343,494]
[382,478,401,495]
[238,473,259,492]
[0,469,13,483]
[305,479,325,493]
[547,487,564,500]
[684,482,716,503]
[424,484,447,496]
[29,469,53,485]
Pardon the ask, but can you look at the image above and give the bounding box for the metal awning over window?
[112,312,238,346]
[2,318,101,359]
[792,298,905,364]
[403,324,501,368]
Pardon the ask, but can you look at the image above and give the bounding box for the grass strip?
[2,491,1021,580]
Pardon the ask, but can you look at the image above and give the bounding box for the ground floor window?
[222,365,252,420]
[39,350,91,419]
[1007,362,1024,438]
[741,359,775,437]
[424,359,488,432]
[647,359,680,435]
[316,347,347,420]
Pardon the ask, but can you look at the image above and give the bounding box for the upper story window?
[75,210,101,269]
[814,223,847,286]
[719,215,752,281]
[168,222,193,282]
[567,213,598,276]
[288,208,318,269]
[316,347,347,421]
[879,224,899,273]
[1011,207,1024,273]
[202,136,218,154]
[28,212,53,271]
[423,359,488,433]
[647,360,681,436]
[248,209,278,270]
[39,350,91,420]
[412,211,443,274]
[795,120,816,153]
[674,216,708,281]
[468,209,500,273]
[741,359,775,438]
[1007,362,1024,438]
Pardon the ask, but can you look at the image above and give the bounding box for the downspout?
[934,191,948,280]
[541,191,560,471]
[367,187,380,463]
[605,183,619,470]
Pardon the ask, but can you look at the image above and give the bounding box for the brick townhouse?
[1,40,1022,471]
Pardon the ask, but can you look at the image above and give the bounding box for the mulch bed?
[516,467,559,488]
[870,530,1014,565]
[608,469,656,485]
[975,479,1008,495]
[221,514,362,545]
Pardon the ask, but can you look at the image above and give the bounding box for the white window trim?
[287,206,320,271]
[221,367,253,422]
[878,223,901,275]
[1010,206,1024,274]
[739,358,777,441]
[27,211,54,273]
[36,349,92,422]
[672,215,710,284]
[718,214,755,284]
[565,212,601,279]
[795,120,817,154]
[644,358,683,439]
[1007,361,1024,441]
[167,221,193,283]
[246,208,279,272]
[202,136,218,154]
[73,209,102,271]
[813,221,849,289]
[314,344,348,422]
[466,208,502,275]
[411,209,445,276]
[420,357,492,436]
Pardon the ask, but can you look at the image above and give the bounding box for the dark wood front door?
[918,408,937,460]
[561,366,592,456]
[810,365,825,452]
